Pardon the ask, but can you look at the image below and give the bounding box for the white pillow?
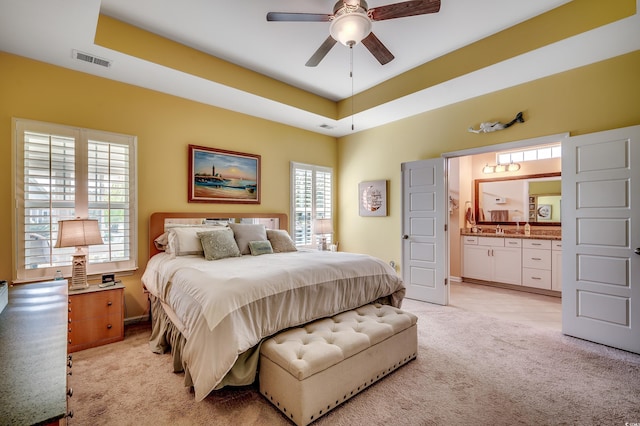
[228,223,267,255]
[166,225,228,256]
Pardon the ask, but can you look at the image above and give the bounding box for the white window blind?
[14,119,137,282]
[290,162,333,248]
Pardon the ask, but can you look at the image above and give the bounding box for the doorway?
[445,134,565,329]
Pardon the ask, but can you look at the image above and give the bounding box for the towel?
[491,210,509,221]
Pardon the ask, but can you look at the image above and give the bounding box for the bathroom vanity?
[461,232,562,295]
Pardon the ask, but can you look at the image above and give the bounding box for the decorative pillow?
[228,223,267,255]
[167,225,227,256]
[248,240,273,256]
[198,229,241,260]
[154,232,169,251]
[266,229,298,253]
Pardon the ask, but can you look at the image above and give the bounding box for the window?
[13,119,137,282]
[496,144,561,165]
[290,162,333,248]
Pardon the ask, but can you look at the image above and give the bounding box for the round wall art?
[359,180,387,217]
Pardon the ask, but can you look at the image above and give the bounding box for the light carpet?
[69,299,640,426]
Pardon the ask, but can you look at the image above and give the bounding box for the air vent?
[319,124,334,129]
[72,50,112,68]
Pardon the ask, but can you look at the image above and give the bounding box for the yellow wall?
[337,51,640,271]
[0,52,337,318]
[2,49,639,318]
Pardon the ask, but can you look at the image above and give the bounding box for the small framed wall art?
[188,145,261,204]
[359,180,387,217]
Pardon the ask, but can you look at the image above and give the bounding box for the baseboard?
[449,276,462,283]
[461,278,561,298]
[124,315,150,326]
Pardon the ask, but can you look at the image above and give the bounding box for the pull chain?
[350,43,354,131]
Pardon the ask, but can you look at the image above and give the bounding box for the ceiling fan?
[267,0,441,67]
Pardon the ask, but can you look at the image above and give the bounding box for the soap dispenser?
[524,222,531,236]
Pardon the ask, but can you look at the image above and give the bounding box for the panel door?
[401,158,447,305]
[562,125,640,354]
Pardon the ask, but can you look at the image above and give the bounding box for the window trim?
[290,161,333,249]
[12,118,138,283]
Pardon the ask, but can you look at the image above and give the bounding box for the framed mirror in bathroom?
[474,172,561,226]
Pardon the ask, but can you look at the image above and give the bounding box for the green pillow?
[198,229,241,260]
[248,240,273,256]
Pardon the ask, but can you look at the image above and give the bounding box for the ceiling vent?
[72,50,112,68]
[319,124,334,130]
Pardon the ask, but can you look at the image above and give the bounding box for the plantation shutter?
[14,119,137,282]
[290,162,333,248]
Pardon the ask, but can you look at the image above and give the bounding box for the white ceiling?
[1,0,639,137]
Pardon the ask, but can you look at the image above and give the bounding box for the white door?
[401,158,448,305]
[562,125,640,354]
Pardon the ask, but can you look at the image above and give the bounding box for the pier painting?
[188,145,261,204]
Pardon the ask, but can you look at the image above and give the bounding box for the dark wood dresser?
[0,280,71,425]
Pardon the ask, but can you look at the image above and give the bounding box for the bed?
[141,212,406,401]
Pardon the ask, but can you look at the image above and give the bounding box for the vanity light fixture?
[482,162,521,174]
[507,162,521,172]
[482,164,495,174]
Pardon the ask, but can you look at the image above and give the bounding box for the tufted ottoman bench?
[259,303,418,425]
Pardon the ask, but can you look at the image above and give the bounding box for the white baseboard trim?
[449,276,462,283]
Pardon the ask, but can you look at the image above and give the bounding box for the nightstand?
[68,282,125,353]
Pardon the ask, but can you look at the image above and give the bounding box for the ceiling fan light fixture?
[329,12,372,46]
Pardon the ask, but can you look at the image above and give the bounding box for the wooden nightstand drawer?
[68,314,123,351]
[69,289,122,320]
[68,284,124,353]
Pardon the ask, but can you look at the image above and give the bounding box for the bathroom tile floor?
[450,281,562,331]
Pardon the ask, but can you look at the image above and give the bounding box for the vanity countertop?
[460,229,561,241]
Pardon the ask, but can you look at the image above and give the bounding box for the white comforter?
[141,250,405,401]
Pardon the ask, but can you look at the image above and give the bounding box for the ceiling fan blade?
[267,12,332,22]
[369,0,441,21]
[361,32,395,65]
[305,36,338,67]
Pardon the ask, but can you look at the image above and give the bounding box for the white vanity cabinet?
[522,239,552,289]
[551,241,562,291]
[463,236,522,285]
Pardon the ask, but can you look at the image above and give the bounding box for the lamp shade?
[54,219,104,248]
[314,218,334,235]
[329,12,372,46]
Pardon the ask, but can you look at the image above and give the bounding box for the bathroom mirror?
[474,172,561,226]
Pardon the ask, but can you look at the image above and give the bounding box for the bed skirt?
[149,295,262,390]
[148,293,400,393]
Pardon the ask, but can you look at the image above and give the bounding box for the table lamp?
[314,219,333,251]
[54,218,104,290]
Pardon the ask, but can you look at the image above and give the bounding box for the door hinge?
[444,224,448,232]
[444,278,448,286]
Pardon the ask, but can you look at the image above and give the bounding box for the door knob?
[635,247,640,255]
[402,235,409,239]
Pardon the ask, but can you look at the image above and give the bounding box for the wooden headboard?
[148,212,288,258]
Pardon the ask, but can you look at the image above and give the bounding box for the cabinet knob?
[67,387,73,397]
[107,301,113,306]
[68,339,72,344]
[67,359,72,368]
[635,247,640,255]
[67,410,74,419]
[107,324,112,329]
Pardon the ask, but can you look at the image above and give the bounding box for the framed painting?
[188,145,261,204]
[359,180,387,217]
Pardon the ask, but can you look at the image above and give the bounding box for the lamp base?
[69,253,89,290]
